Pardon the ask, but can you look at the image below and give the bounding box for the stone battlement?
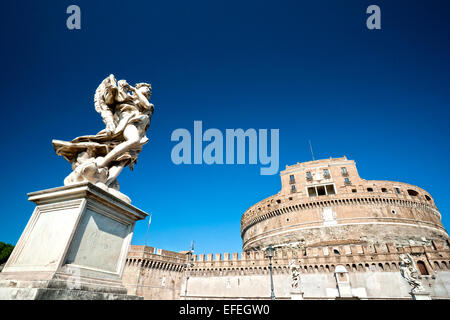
[125,245,185,272]
[282,156,350,172]
[188,240,450,275]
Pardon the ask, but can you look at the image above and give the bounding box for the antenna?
[309,140,315,161]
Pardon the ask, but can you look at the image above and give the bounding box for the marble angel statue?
[52,74,154,203]
[399,253,426,294]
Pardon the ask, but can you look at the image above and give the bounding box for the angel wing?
[94,74,118,134]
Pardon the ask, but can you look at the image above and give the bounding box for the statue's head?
[118,80,129,90]
[135,83,152,99]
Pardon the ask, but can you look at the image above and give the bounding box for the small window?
[391,209,396,215]
[289,174,295,183]
[395,187,401,194]
[308,187,317,197]
[352,189,357,193]
[341,167,348,175]
[425,195,431,201]
[333,249,340,255]
[323,169,330,178]
[407,189,419,197]
[291,185,296,192]
[367,188,373,192]
[416,261,429,275]
[276,199,281,204]
[288,197,293,200]
[381,188,387,192]
[306,172,312,180]
[344,178,351,185]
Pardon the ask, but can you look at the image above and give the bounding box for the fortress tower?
[241,156,447,251]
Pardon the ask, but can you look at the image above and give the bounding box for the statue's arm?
[132,88,152,111]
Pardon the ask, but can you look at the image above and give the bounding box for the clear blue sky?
[0,0,449,256]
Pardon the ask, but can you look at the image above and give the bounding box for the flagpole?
[135,213,151,296]
[144,214,152,247]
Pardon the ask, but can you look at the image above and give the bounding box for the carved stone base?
[0,182,147,300]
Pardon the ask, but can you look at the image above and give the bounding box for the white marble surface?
[0,182,148,299]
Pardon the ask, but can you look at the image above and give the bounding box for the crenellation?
[374,244,388,253]
[386,243,397,253]
[343,245,352,255]
[305,247,314,256]
[179,242,449,277]
[241,252,247,260]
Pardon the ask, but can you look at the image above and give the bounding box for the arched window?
[416,261,428,275]
[407,189,419,197]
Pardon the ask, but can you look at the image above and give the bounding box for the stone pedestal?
[0,182,147,300]
[411,291,432,300]
[290,290,304,300]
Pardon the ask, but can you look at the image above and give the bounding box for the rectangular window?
[307,184,337,197]
[341,167,348,175]
[308,187,317,197]
[344,178,351,185]
[317,185,326,196]
[289,174,295,183]
[291,184,296,192]
[324,169,330,176]
[306,172,312,180]
[326,184,336,195]
[395,187,401,194]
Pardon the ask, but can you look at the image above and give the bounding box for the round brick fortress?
[241,157,449,251]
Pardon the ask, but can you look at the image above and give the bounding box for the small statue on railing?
[289,260,301,291]
[53,74,154,203]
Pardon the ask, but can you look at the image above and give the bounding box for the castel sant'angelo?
[123,156,450,300]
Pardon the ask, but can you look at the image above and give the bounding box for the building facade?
[123,157,450,299]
